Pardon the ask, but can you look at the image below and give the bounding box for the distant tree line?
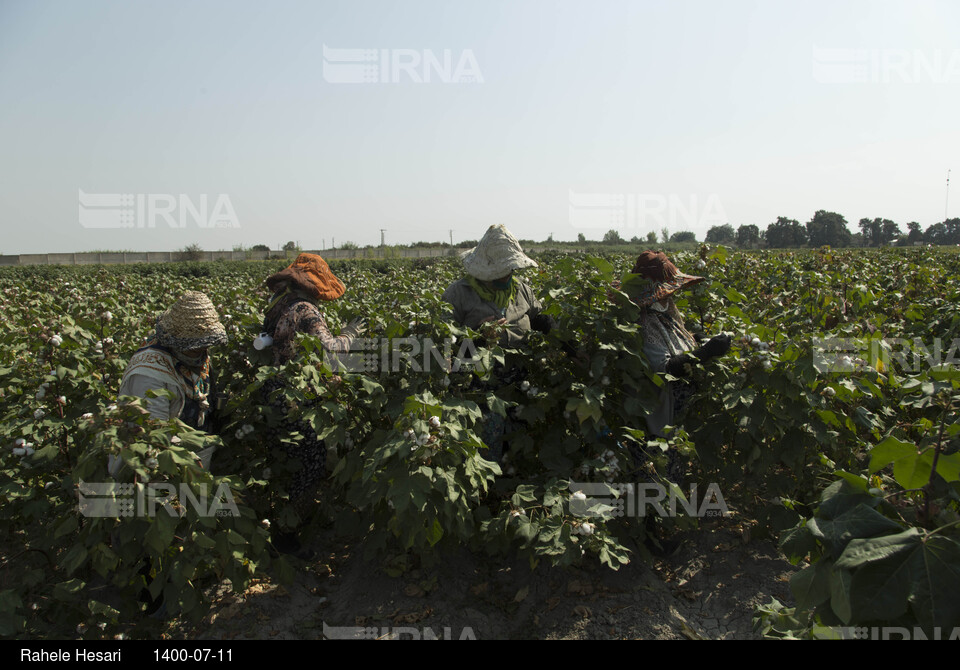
[237,214,960,254]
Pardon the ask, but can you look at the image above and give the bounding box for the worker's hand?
[344,317,367,337]
[479,316,508,326]
[696,334,732,360]
[665,353,696,378]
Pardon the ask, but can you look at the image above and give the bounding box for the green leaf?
[869,436,916,473]
[813,503,905,557]
[425,517,444,547]
[829,567,853,624]
[908,535,960,629]
[835,529,921,570]
[791,561,831,611]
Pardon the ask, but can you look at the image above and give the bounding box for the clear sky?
[1,0,957,253]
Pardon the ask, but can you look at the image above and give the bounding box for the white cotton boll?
[261,519,271,529]
[242,424,254,435]
[510,509,524,519]
[763,360,772,371]
[23,446,35,456]
[235,429,244,440]
[429,416,441,428]
[57,396,66,405]
[440,377,451,388]
[106,404,117,411]
[571,491,587,502]
[102,311,113,321]
[35,388,45,400]
[580,522,595,536]
[13,447,26,456]
[81,413,93,420]
[170,435,181,444]
[750,337,761,347]
[146,458,158,468]
[103,337,113,346]
[49,335,62,347]
[14,438,25,447]
[520,381,531,391]
[417,433,430,446]
[34,409,45,420]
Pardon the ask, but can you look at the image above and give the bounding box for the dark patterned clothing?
[262,296,356,524]
[268,295,355,365]
[636,301,698,438]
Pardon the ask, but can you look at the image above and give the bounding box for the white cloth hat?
[461,225,538,281]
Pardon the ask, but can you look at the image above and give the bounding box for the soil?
[168,517,797,641]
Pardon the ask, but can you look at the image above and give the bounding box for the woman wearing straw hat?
[624,251,730,479]
[259,253,365,556]
[117,291,227,468]
[442,225,553,461]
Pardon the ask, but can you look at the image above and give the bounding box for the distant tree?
[807,210,852,247]
[251,244,270,251]
[661,227,670,244]
[925,223,946,244]
[764,217,808,248]
[881,220,902,246]
[577,233,586,244]
[603,229,625,244]
[906,222,924,245]
[176,243,204,262]
[669,231,697,243]
[645,231,658,245]
[282,241,299,252]
[858,218,881,246]
[736,224,760,248]
[340,241,359,250]
[629,236,641,244]
[705,224,735,245]
[546,233,554,243]
[945,218,960,244]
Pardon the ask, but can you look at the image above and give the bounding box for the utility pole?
[449,229,453,246]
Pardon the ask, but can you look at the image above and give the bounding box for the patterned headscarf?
[265,253,345,303]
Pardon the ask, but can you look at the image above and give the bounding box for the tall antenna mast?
[947,169,952,221]
[380,229,386,247]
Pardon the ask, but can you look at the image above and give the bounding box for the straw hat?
[627,251,704,307]
[461,225,538,281]
[265,253,345,302]
[156,291,228,350]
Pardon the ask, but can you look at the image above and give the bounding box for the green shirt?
[442,278,544,348]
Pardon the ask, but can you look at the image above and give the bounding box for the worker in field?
[441,224,556,461]
[115,290,227,472]
[114,290,228,617]
[258,252,366,557]
[622,251,731,479]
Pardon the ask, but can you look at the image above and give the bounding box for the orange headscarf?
[265,253,345,302]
